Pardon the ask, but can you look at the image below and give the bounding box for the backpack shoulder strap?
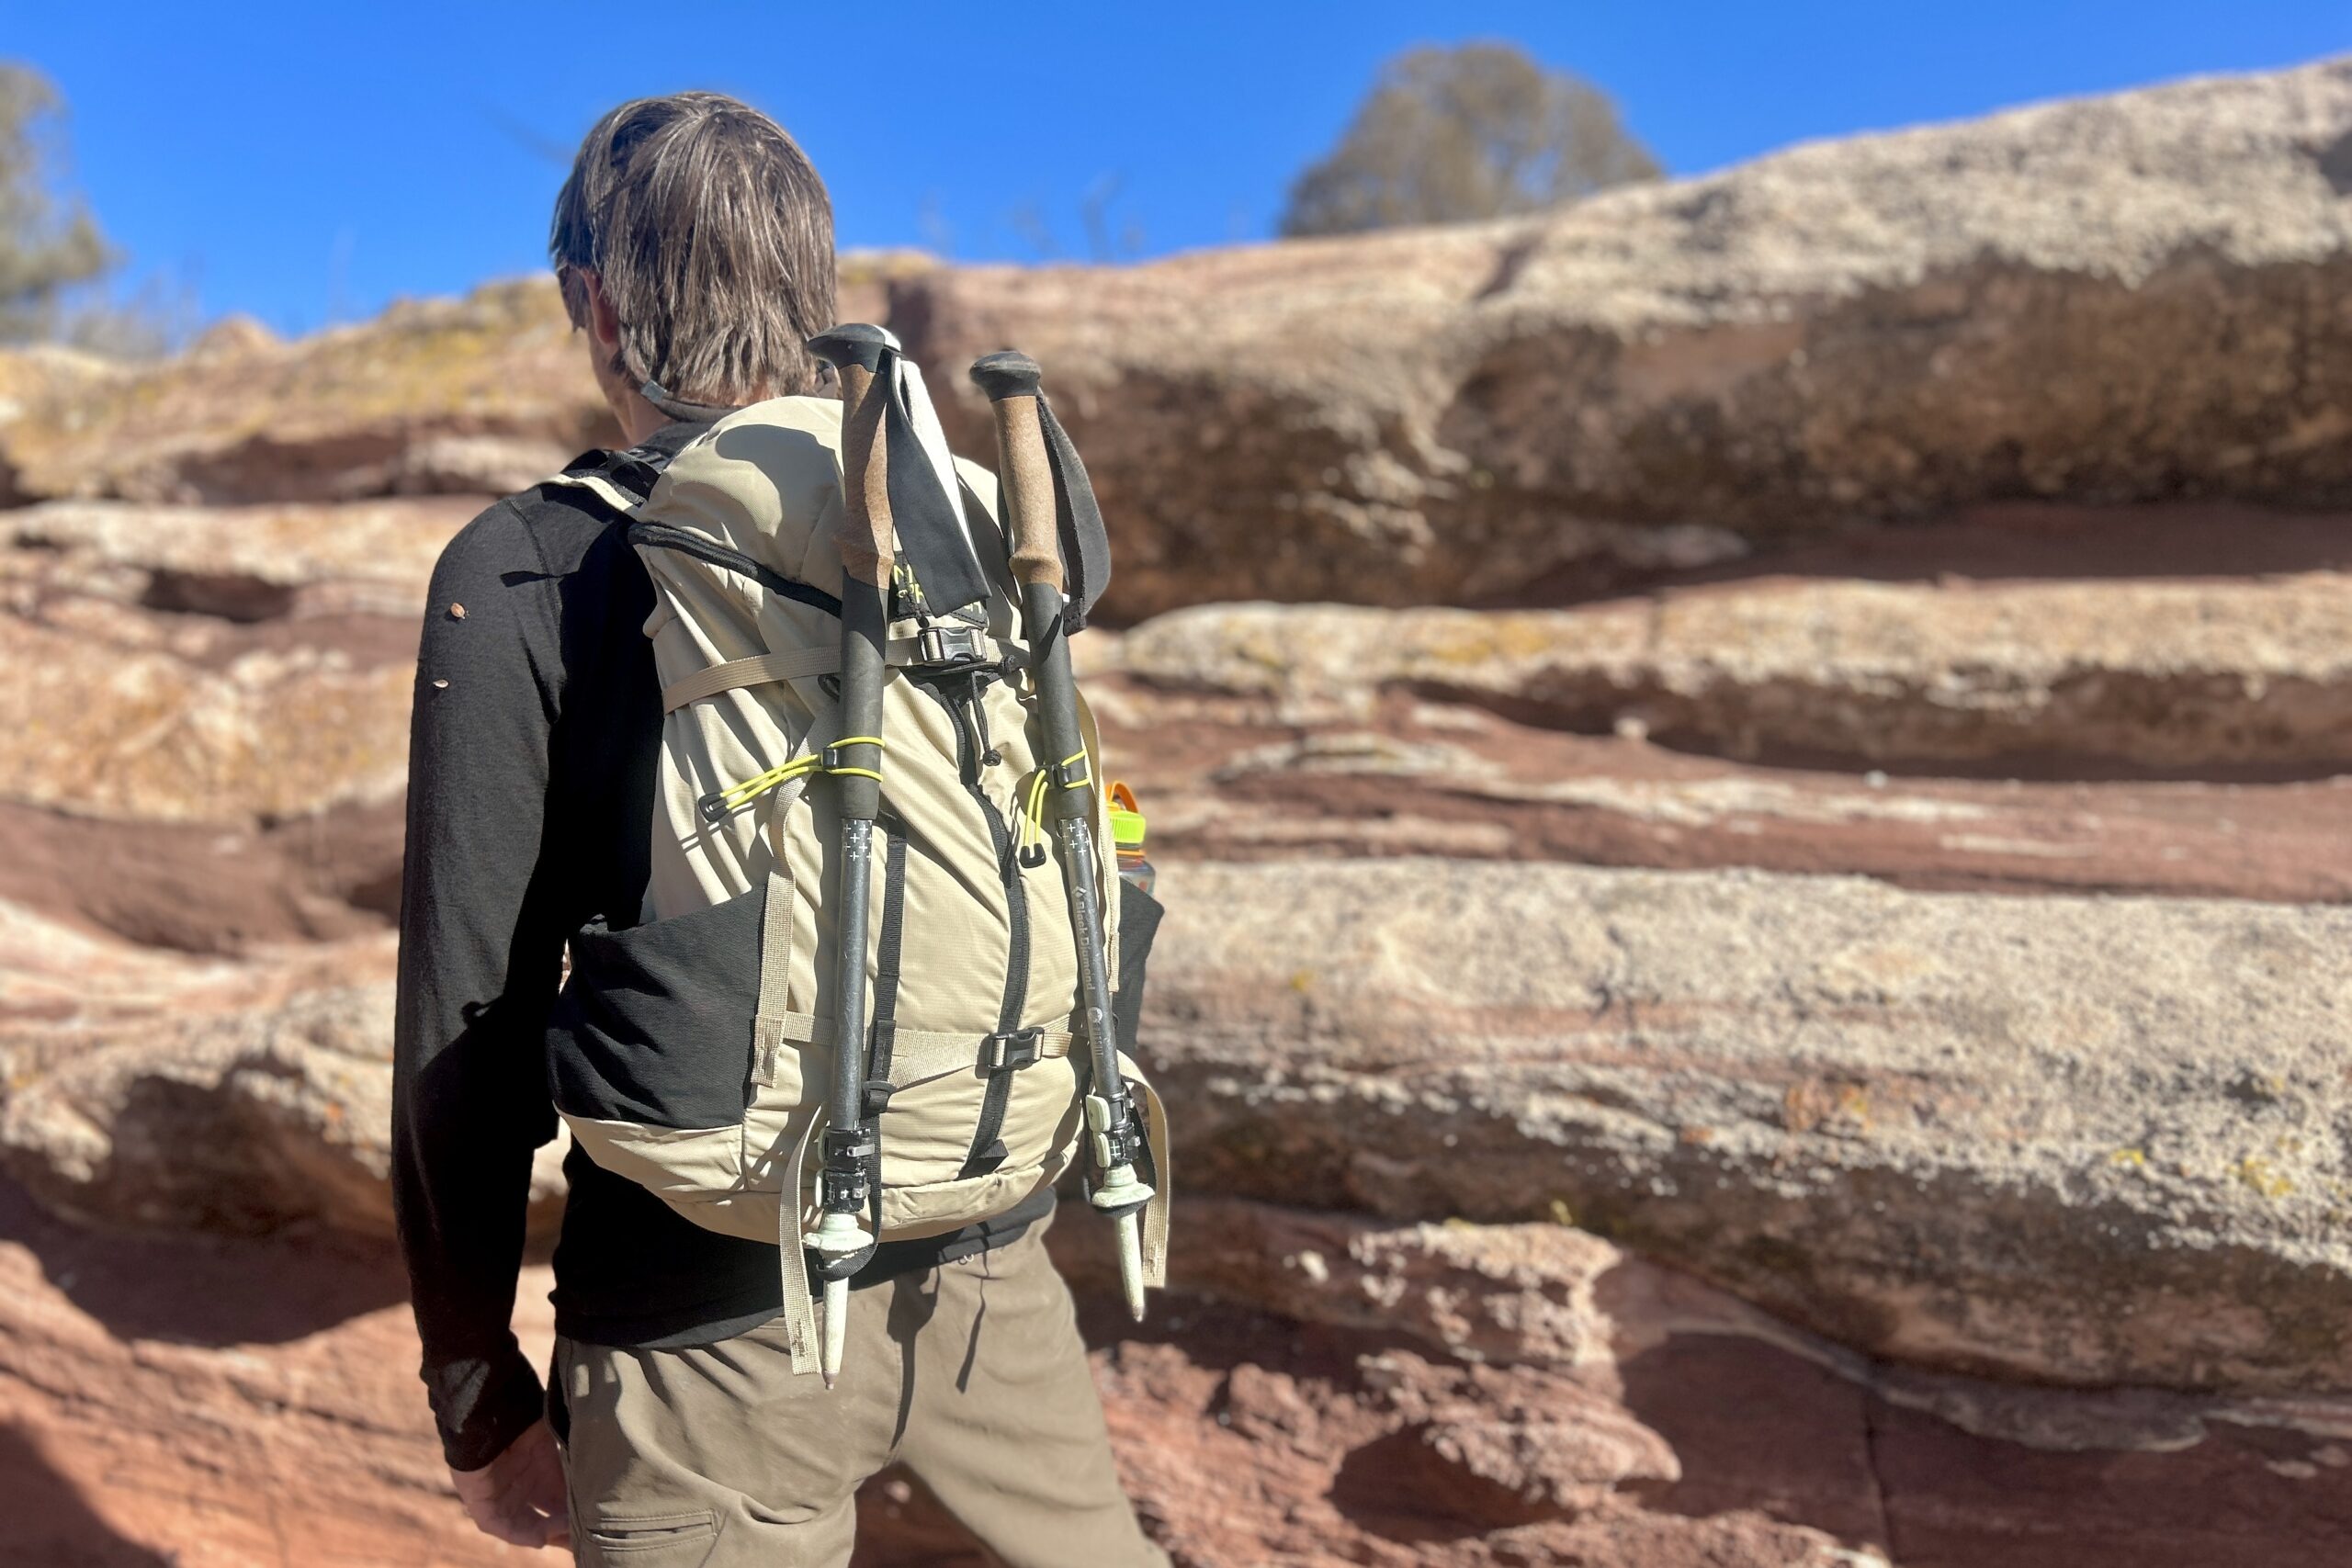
[541,421,707,514]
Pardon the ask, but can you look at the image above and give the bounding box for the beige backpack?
[543,362,1169,1377]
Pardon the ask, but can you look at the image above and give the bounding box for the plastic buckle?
[860,1077,896,1118]
[980,1027,1045,1073]
[822,739,869,773]
[1049,755,1091,790]
[916,624,989,669]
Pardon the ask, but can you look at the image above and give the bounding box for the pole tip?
[821,1274,851,1390]
[1115,1210,1148,1323]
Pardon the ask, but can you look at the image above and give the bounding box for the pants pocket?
[580,1507,719,1566]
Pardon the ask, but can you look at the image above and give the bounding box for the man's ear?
[582,271,624,355]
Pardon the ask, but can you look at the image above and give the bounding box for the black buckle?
[860,1077,895,1118]
[915,624,990,669]
[980,1027,1044,1073]
[1049,754,1091,789]
[820,1167,868,1208]
[822,739,873,772]
[824,1125,877,1163]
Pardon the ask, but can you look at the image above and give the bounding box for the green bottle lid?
[1108,782,1147,851]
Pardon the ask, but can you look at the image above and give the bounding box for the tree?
[0,62,114,344]
[1279,42,1662,239]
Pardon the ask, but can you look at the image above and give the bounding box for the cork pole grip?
[992,396,1063,592]
[968,352,1063,592]
[831,360,896,591]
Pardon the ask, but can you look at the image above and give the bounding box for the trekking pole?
[805,322,897,1384]
[968,351,1153,1321]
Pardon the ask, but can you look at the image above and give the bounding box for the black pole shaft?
[1022,579,1127,1111]
[828,581,888,1135]
[805,323,898,1319]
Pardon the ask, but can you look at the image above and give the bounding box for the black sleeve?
[390,500,572,1472]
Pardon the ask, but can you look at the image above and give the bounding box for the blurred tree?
[1280,42,1662,238]
[0,62,116,344]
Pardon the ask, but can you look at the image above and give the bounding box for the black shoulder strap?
[560,446,663,504]
[550,418,704,513]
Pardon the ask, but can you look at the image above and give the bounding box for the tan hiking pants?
[554,1224,1167,1568]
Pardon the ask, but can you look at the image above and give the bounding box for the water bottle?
[1108,781,1153,897]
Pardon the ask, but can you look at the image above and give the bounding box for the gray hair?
[550,92,835,404]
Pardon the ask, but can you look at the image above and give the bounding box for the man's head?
[552,92,835,437]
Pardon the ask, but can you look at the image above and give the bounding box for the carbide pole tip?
[821,1275,851,1389]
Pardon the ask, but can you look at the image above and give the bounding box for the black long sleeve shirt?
[391,431,1047,1471]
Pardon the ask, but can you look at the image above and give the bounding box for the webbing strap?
[864,830,910,1234]
[868,830,909,1089]
[752,796,822,1378]
[543,469,644,515]
[1127,1061,1172,1292]
[961,759,1035,1179]
[752,803,799,1021]
[662,635,1025,713]
[754,1012,1073,1088]
[775,1108,825,1377]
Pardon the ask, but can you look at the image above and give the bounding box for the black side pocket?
[547,885,765,1129]
[1112,879,1166,1056]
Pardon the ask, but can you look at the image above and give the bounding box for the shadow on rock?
[0,1174,407,1347]
[0,1424,175,1566]
[1327,1427,1510,1545]
[1614,1328,2352,1568]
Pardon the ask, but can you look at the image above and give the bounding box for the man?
[391,91,1166,1567]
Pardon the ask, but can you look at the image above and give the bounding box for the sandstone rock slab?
[2,496,473,623]
[0,906,560,1236]
[1136,859,2352,1395]
[0,612,413,823]
[899,61,2352,615]
[0,279,610,505]
[1116,574,2352,770]
[0,255,931,511]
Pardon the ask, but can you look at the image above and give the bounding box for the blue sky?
[14,1,2351,336]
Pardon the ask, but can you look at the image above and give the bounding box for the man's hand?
[452,1416,571,1551]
